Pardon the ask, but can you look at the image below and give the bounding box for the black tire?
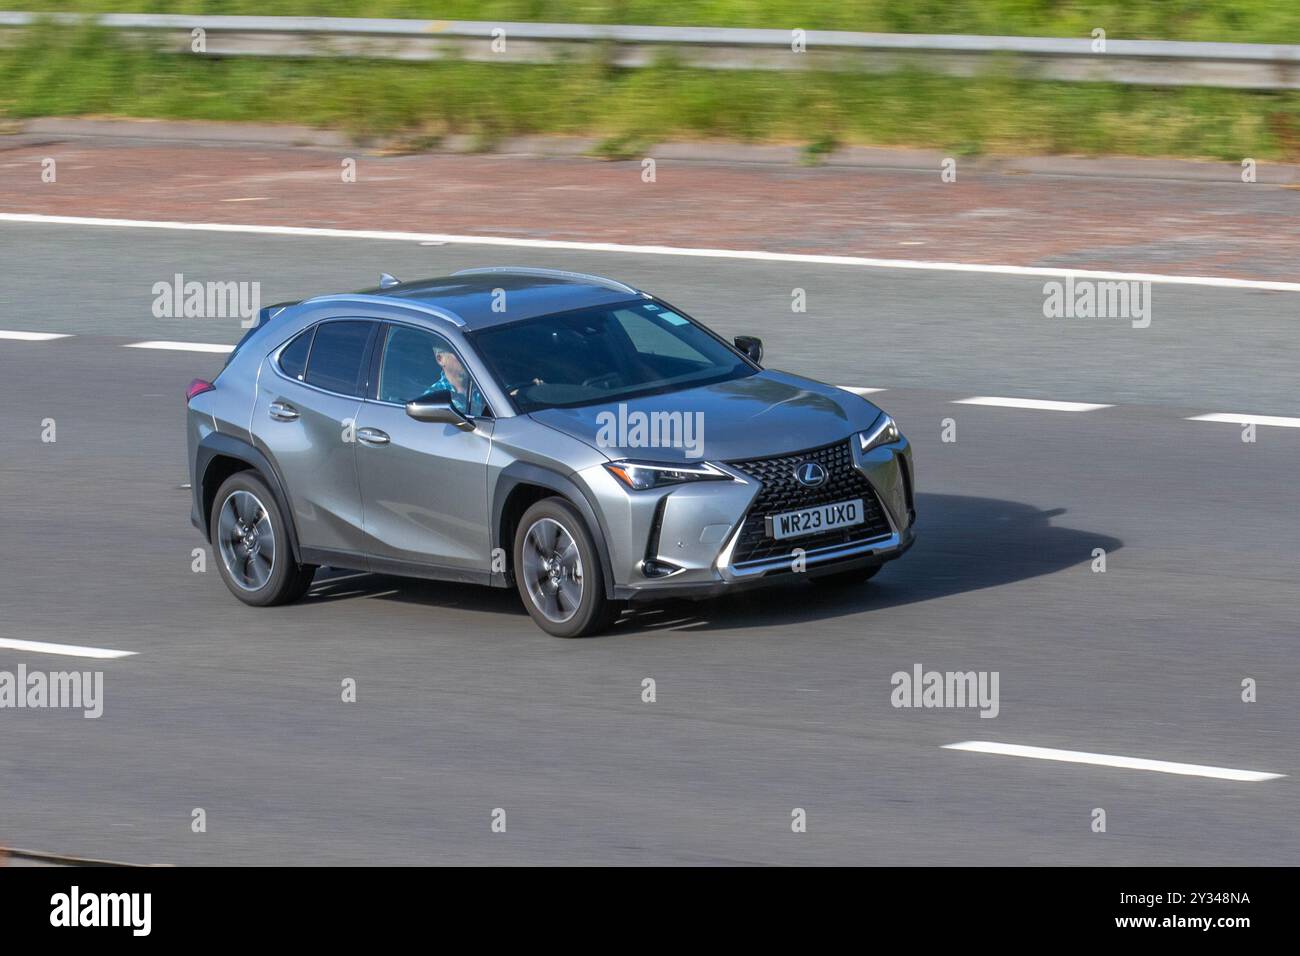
[209,471,316,607]
[513,497,619,637]
[809,563,882,587]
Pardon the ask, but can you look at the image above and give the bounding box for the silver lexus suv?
[186,268,915,636]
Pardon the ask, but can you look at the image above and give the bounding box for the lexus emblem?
[793,461,827,487]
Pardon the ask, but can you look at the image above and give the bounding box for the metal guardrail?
[2,12,1300,88]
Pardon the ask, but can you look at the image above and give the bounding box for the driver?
[430,343,484,415]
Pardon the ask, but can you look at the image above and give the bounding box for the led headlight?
[858,414,902,454]
[604,460,734,491]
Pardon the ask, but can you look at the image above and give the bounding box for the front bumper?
[613,524,915,602]
[599,434,916,603]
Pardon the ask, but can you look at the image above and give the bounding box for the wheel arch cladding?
[196,433,302,562]
[493,462,617,600]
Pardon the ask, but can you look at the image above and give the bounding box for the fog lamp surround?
[858,414,902,454]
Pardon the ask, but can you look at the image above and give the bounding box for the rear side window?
[277,328,313,381]
[303,321,374,396]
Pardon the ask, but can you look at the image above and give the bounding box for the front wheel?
[513,498,619,637]
[210,471,316,607]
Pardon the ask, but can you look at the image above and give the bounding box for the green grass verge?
[15,1,1300,44]
[2,22,1297,161]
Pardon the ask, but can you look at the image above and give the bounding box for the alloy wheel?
[217,489,276,592]
[521,517,584,623]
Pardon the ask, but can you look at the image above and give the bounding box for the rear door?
[252,319,378,558]
[353,322,494,573]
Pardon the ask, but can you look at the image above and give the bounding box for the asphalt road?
[0,221,1297,865]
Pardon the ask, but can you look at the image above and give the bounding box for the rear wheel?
[210,471,316,607]
[513,497,619,637]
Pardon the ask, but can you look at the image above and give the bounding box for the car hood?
[527,370,883,463]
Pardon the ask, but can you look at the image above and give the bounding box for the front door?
[353,323,494,573]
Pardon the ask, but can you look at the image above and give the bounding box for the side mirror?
[734,335,763,365]
[405,389,474,431]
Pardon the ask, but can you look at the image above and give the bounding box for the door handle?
[268,401,299,422]
[357,427,390,446]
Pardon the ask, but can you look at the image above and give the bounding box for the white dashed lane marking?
[0,330,72,341]
[953,396,1113,412]
[943,741,1284,783]
[0,638,137,660]
[124,340,234,354]
[835,385,886,396]
[1187,412,1300,429]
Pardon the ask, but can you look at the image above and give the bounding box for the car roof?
[343,268,646,330]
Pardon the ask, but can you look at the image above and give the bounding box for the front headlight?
[603,460,734,491]
[858,414,902,454]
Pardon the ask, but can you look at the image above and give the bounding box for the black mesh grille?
[728,440,892,566]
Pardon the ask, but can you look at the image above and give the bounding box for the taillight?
[186,379,215,402]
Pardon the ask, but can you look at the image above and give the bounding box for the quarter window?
[277,327,312,381]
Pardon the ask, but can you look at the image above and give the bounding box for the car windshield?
[469,299,755,413]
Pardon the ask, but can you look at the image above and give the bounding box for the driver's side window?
[377,325,487,417]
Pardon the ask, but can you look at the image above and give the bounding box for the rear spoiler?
[257,301,300,327]
[224,300,300,365]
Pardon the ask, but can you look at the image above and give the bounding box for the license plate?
[768,498,865,541]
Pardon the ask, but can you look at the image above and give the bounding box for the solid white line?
[1187,412,1300,428]
[124,340,234,354]
[0,638,137,660]
[954,396,1112,412]
[0,330,72,341]
[3,212,1300,292]
[835,385,886,395]
[943,741,1284,782]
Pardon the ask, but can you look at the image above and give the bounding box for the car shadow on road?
[303,493,1122,637]
[608,493,1123,636]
